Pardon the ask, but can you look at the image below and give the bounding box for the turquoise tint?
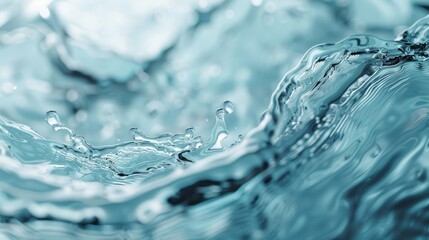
[1,0,429,239]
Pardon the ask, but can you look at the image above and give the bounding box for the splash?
[2,1,429,240]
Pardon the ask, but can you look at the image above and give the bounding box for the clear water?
[2,0,429,239]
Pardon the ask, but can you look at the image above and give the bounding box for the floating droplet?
[185,128,194,138]
[223,101,235,114]
[46,110,91,154]
[216,108,225,119]
[46,110,61,128]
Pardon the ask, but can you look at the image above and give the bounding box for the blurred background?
[0,0,428,146]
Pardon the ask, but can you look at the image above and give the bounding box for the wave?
[1,10,429,239]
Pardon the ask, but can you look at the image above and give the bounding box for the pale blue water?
[1,0,429,239]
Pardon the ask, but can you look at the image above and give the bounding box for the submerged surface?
[2,0,429,239]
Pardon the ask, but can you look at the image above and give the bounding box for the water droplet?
[223,101,235,114]
[46,110,61,128]
[195,136,204,148]
[185,128,194,138]
[130,128,145,142]
[216,108,225,119]
[71,136,89,153]
[46,110,91,154]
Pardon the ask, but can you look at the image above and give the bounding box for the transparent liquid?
[1,1,429,239]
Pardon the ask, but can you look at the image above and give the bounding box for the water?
[2,0,429,239]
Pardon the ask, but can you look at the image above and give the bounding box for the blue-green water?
[2,0,429,239]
